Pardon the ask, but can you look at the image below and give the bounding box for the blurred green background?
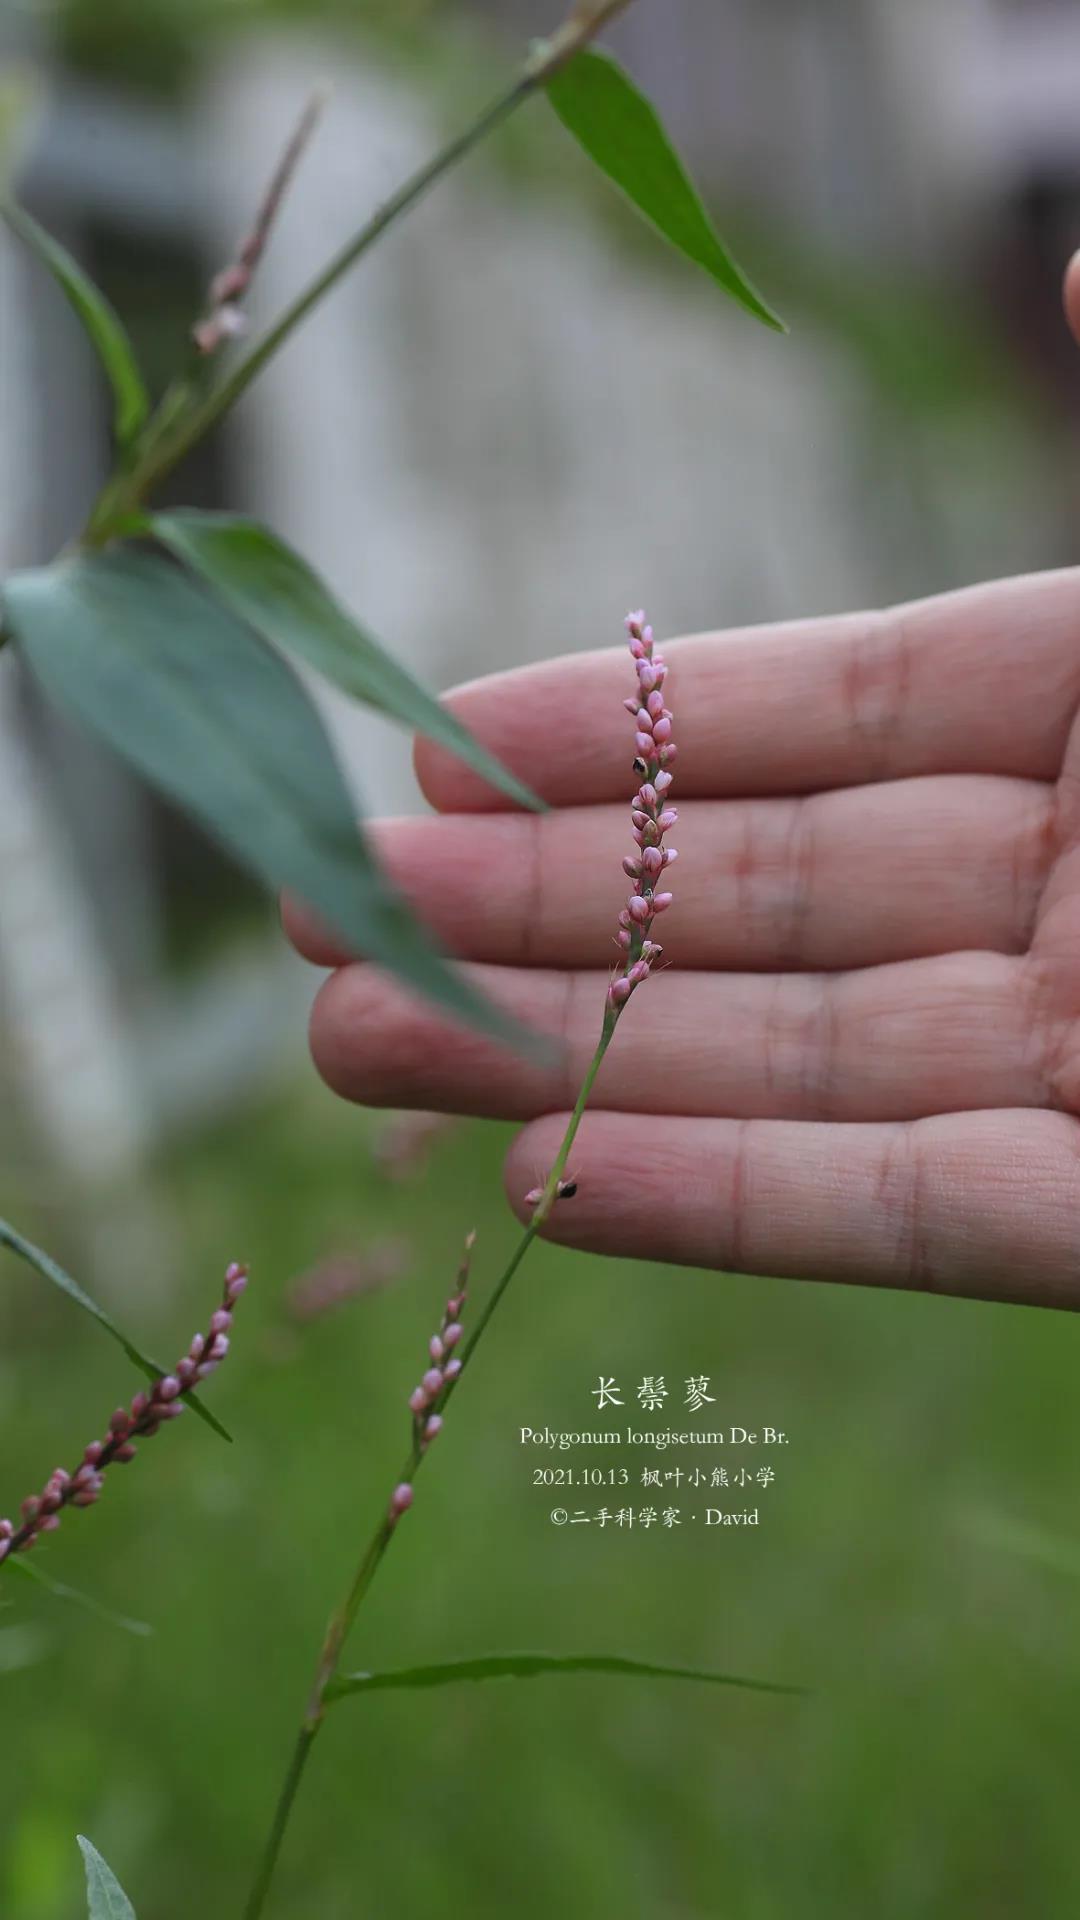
[4,0,1080,1915]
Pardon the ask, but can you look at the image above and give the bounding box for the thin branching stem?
[241,1007,619,1920]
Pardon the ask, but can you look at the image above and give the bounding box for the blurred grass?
[3,1070,1080,1916]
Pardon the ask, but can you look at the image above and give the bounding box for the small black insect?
[557,1181,578,1200]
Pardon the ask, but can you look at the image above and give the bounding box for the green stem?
[86,7,633,540]
[95,77,528,536]
[241,1006,620,1920]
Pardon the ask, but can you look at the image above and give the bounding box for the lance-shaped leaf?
[326,1650,804,1703]
[2,548,537,1053]
[546,49,785,333]
[77,1838,137,1920]
[8,1556,152,1639]
[0,1215,229,1443]
[149,512,544,813]
[1,203,150,447]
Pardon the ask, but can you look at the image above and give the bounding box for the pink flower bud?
[390,1483,414,1517]
[424,1415,443,1442]
[609,977,633,1006]
[443,1323,463,1349]
[622,857,641,879]
[409,1386,428,1414]
[655,770,673,793]
[157,1376,182,1402]
[647,690,665,719]
[652,716,672,744]
[641,846,664,876]
[422,1367,443,1397]
[663,847,678,867]
[443,1357,463,1382]
[429,1334,444,1363]
[634,731,654,758]
[651,892,673,913]
[657,809,678,832]
[210,1309,232,1336]
[628,960,650,986]
[637,784,657,809]
[637,664,657,693]
[616,929,631,950]
[524,1186,543,1207]
[628,896,650,922]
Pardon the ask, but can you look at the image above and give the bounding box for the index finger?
[417,570,1080,811]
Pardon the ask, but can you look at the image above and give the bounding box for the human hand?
[283,264,1080,1313]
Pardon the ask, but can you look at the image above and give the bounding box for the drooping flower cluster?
[0,1262,249,1565]
[391,1232,475,1526]
[608,610,677,1012]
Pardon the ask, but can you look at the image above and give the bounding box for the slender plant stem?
[239,13,638,1911]
[241,1006,619,1920]
[85,3,633,540]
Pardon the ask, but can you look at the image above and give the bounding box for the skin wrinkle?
[520,809,547,968]
[1012,782,1058,951]
[779,792,818,972]
[725,1117,751,1277]
[838,606,912,785]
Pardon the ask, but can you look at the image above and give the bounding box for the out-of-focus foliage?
[57,0,444,96]
[3,1089,1080,1919]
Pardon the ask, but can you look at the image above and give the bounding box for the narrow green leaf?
[149,512,544,813]
[1,203,150,446]
[0,1215,229,1443]
[8,1556,152,1638]
[78,1837,137,1920]
[546,49,785,332]
[327,1650,804,1703]
[2,549,539,1054]
[964,1509,1080,1581]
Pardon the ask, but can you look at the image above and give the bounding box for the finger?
[503,1107,1080,1311]
[1064,249,1080,347]
[284,775,1053,973]
[308,951,1043,1124]
[415,570,1080,811]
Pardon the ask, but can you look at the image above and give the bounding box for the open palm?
[283,270,1080,1315]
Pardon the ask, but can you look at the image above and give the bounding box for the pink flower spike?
[606,609,677,1013]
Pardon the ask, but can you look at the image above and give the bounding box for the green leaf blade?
[326,1650,804,1703]
[1,203,150,447]
[78,1838,138,1920]
[9,1556,152,1637]
[546,49,785,332]
[0,1215,228,1442]
[2,549,539,1054]
[148,512,544,812]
